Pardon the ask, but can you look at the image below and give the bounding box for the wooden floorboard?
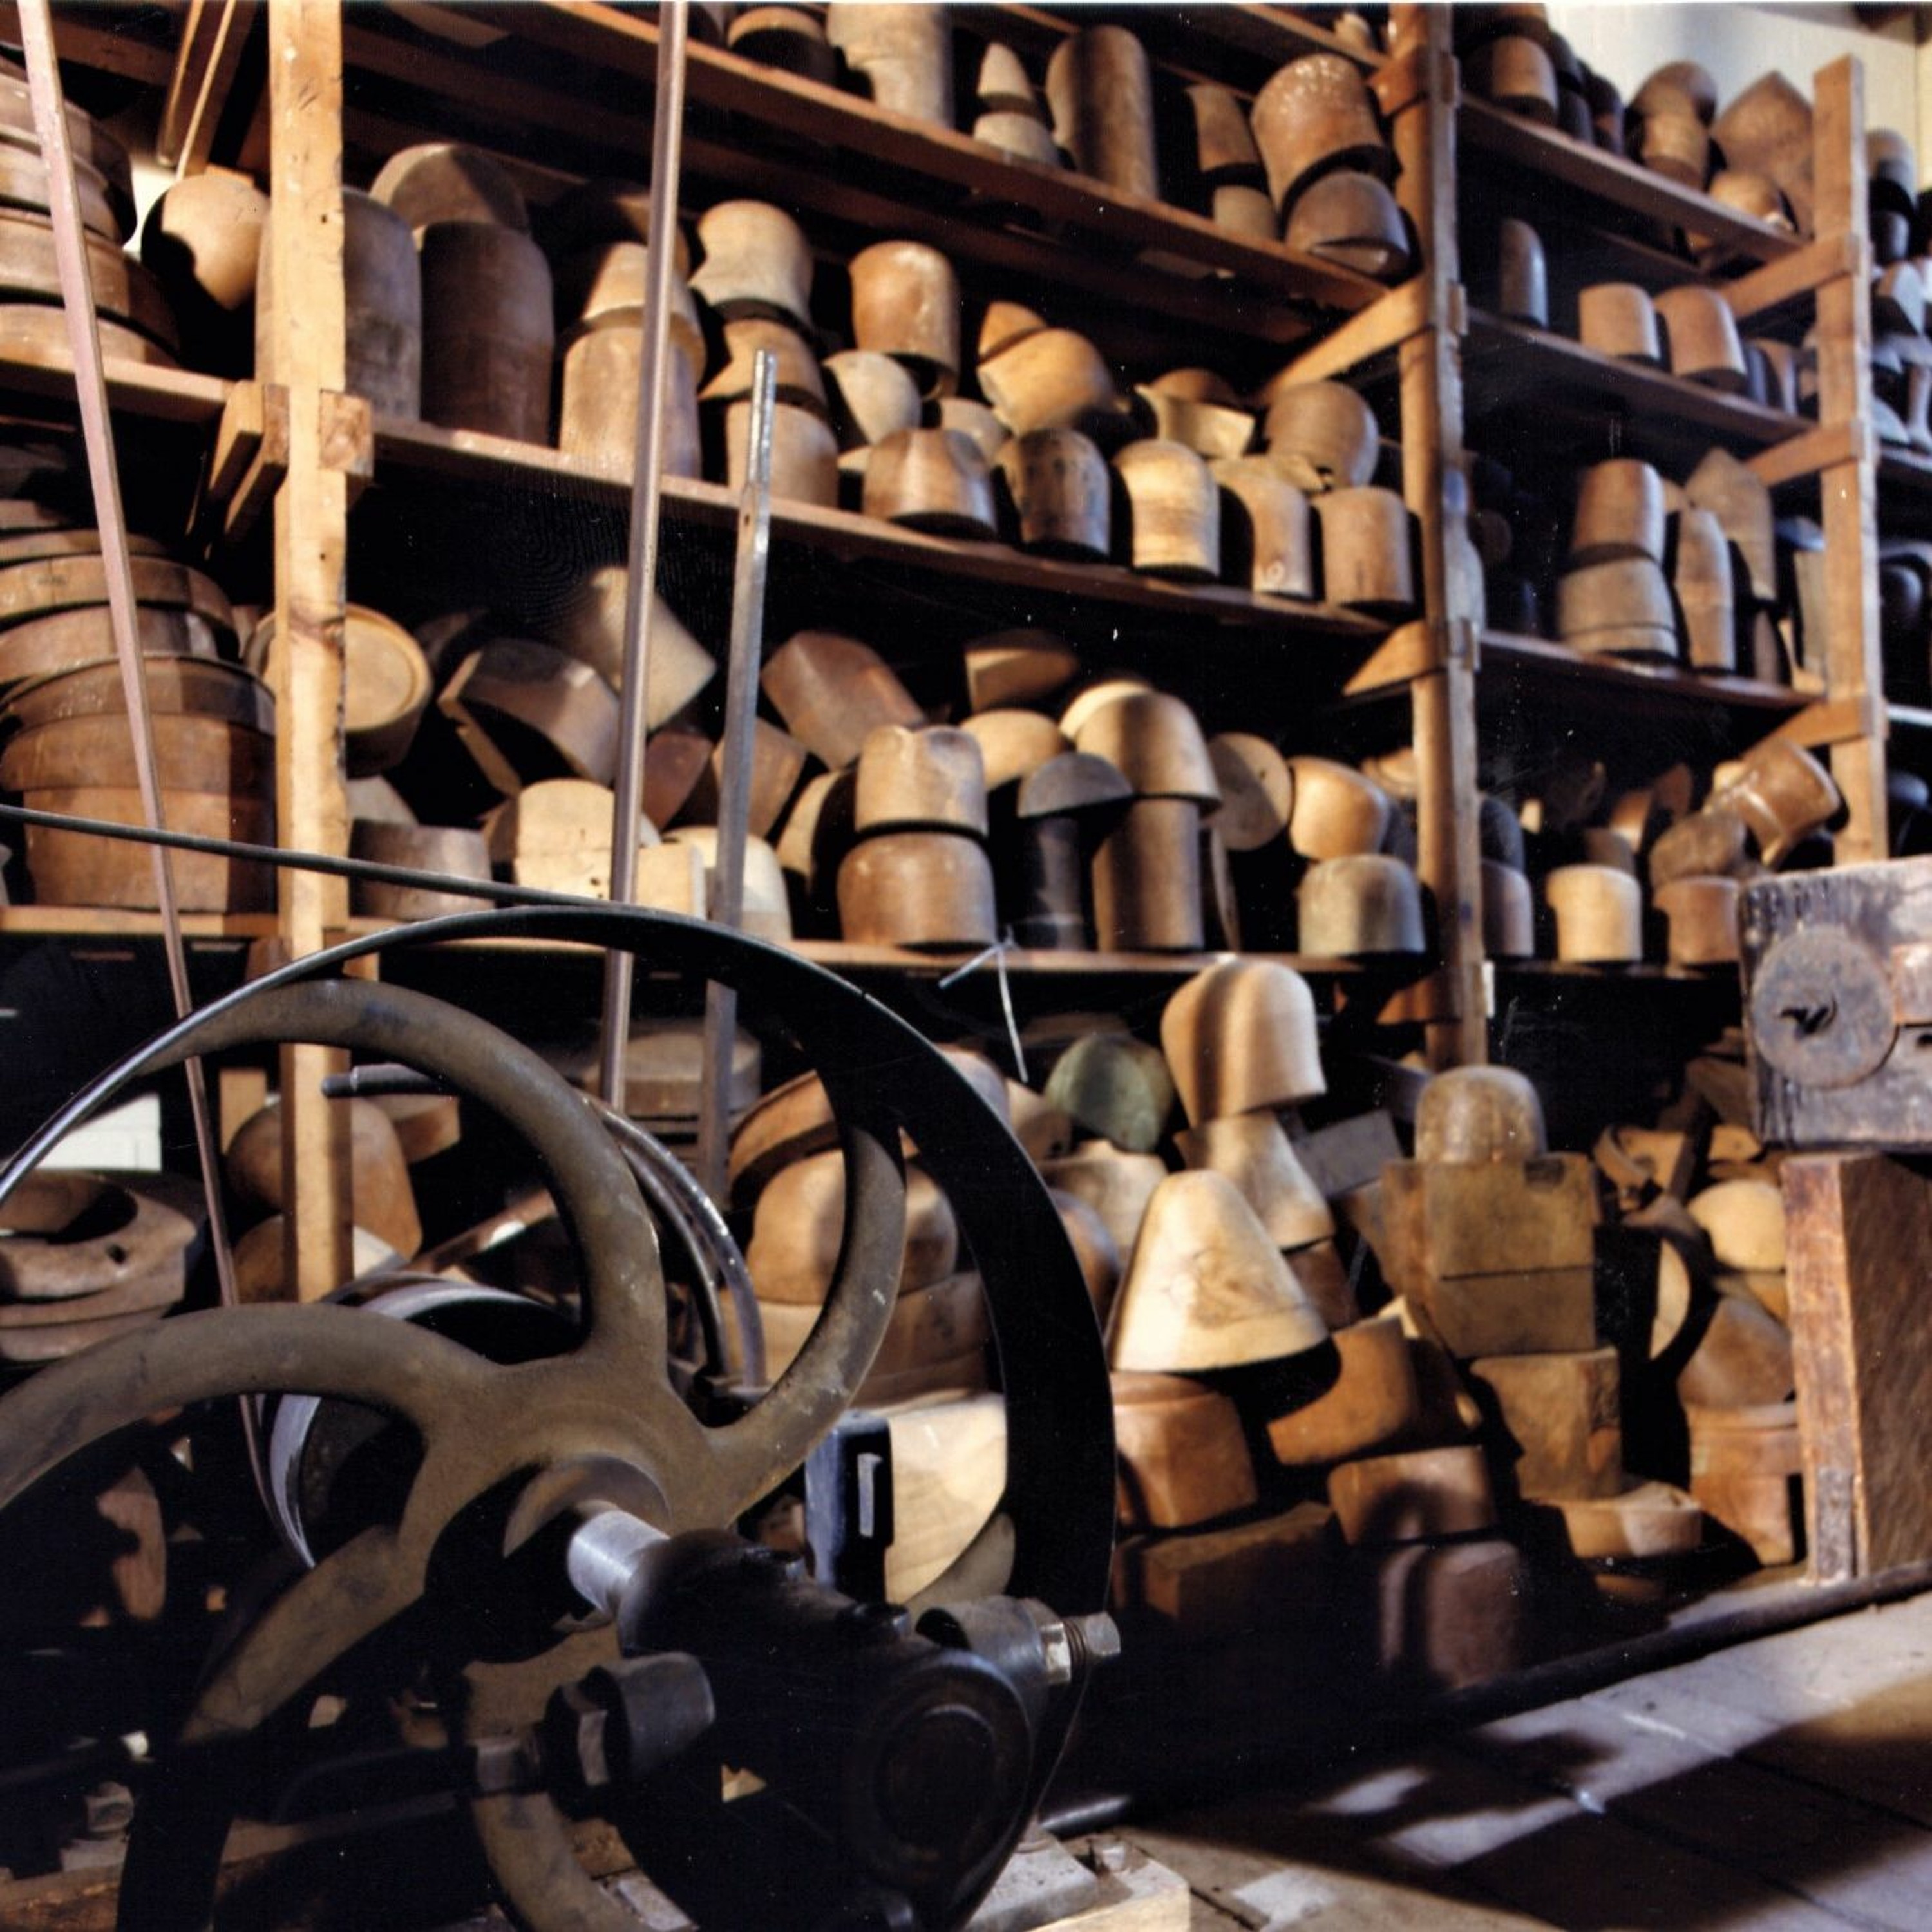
[1128,1591,1932,1931]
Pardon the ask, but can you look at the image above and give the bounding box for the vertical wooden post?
[1812,55,1887,862]
[1386,6,1486,1069]
[267,0,352,1298]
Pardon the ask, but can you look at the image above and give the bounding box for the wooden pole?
[267,0,352,1300]
[15,0,241,1311]
[695,352,777,1206]
[1811,56,1887,862]
[598,0,692,1115]
[1387,6,1486,1068]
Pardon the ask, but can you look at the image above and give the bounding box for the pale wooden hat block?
[228,1097,422,1260]
[996,428,1111,558]
[1160,959,1325,1121]
[1108,1170,1328,1375]
[725,399,839,507]
[1112,1371,1260,1530]
[560,328,701,482]
[961,710,1068,795]
[853,723,989,836]
[1676,1294,1794,1409]
[978,327,1117,437]
[540,566,716,725]
[688,200,814,327]
[1688,1177,1785,1273]
[1207,732,1294,851]
[1685,1398,1801,1566]
[860,427,997,536]
[962,629,1079,711]
[1073,690,1219,807]
[1415,1064,1548,1163]
[1578,283,1663,363]
[348,822,493,920]
[849,239,961,398]
[762,630,923,769]
[1655,874,1741,967]
[1287,755,1391,860]
[439,640,620,793]
[1327,1444,1497,1546]
[1212,459,1318,600]
[1045,26,1160,200]
[1569,459,1666,566]
[1265,1314,1423,1466]
[1260,380,1379,493]
[1544,862,1643,963]
[878,1393,1006,1607]
[1174,1111,1335,1249]
[665,827,793,940]
[1039,1139,1167,1264]
[745,1149,958,1305]
[1112,439,1222,580]
[837,831,997,949]
[1482,859,1536,958]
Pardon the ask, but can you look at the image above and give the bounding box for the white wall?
[1545,3,1922,180]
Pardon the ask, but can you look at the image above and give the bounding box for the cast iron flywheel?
[0,907,1116,1932]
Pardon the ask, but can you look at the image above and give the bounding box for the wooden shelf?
[1464,311,1808,457]
[1497,959,1739,985]
[1459,97,1802,266]
[426,3,1385,315]
[0,343,231,428]
[1480,630,1809,717]
[369,414,1388,643]
[0,906,275,942]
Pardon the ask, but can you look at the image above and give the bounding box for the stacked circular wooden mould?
[0,77,173,371]
[0,473,272,913]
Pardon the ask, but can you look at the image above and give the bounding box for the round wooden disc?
[0,555,232,635]
[0,300,178,369]
[0,605,224,689]
[0,713,272,794]
[0,213,178,350]
[0,142,122,240]
[1,657,273,735]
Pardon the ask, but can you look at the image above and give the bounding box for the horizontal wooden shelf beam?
[1458,97,1801,265]
[0,906,274,942]
[369,414,1388,637]
[469,1,1383,308]
[0,345,232,427]
[1464,312,1807,451]
[1479,630,1810,714]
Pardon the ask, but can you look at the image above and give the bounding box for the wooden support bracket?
[1746,419,1871,491]
[1372,39,1452,121]
[1342,616,1476,699]
[317,388,374,505]
[204,379,290,543]
[1276,279,1434,387]
[158,0,259,173]
[1722,232,1868,324]
[1766,691,1887,750]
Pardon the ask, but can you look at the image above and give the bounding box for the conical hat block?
[746,1149,958,1303]
[1415,1065,1547,1163]
[1174,1110,1335,1249]
[1039,1140,1166,1260]
[1160,959,1325,1122]
[1109,1171,1328,1374]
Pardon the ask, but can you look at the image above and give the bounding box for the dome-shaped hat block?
[1297,853,1426,958]
[1482,858,1536,958]
[837,831,997,950]
[849,240,961,399]
[978,327,1117,437]
[1160,959,1326,1123]
[560,328,700,482]
[228,1098,422,1260]
[1014,750,1131,950]
[696,312,823,412]
[1654,283,1749,392]
[1261,379,1379,493]
[823,350,922,477]
[1712,737,1840,864]
[1313,487,1417,616]
[1494,215,1548,327]
[1043,1032,1177,1155]
[1112,439,1222,579]
[690,200,815,326]
[1213,460,1316,600]
[1569,459,1665,567]
[862,428,998,536]
[1251,53,1392,213]
[1382,1066,1599,1359]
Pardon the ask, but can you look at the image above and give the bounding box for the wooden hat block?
[1327,1444,1498,1546]
[996,427,1111,558]
[348,822,493,920]
[1045,24,1160,198]
[1013,750,1130,949]
[837,832,997,949]
[1213,459,1317,600]
[1073,691,1218,806]
[745,1148,958,1303]
[1039,1139,1166,1261]
[1312,487,1416,616]
[1174,1110,1335,1250]
[1673,506,1736,672]
[417,222,554,444]
[962,628,1079,710]
[1265,1314,1424,1467]
[1108,1171,1329,1376]
[823,349,922,469]
[1685,1399,1801,1566]
[878,1394,1007,1607]
[1041,1032,1177,1155]
[560,329,700,482]
[849,239,961,398]
[1053,1189,1121,1318]
[227,1098,422,1260]
[759,1273,992,1400]
[1251,52,1390,212]
[1545,862,1643,963]
[1569,459,1665,566]
[960,710,1068,795]
[1415,1065,1547,1163]
[1260,379,1379,493]
[861,428,997,538]
[677,719,809,840]
[1090,797,1205,952]
[762,630,923,770]
[439,640,620,793]
[665,827,793,941]
[1207,732,1294,851]
[1542,1481,1705,1562]
[1160,959,1325,1122]
[696,312,824,412]
[1578,283,1663,363]
[1655,874,1741,967]
[853,723,989,836]
[978,327,1117,437]
[1112,439,1222,580]
[1689,1178,1784,1273]
[484,778,688,906]
[1482,859,1536,958]
[1468,1347,1624,1501]
[688,199,813,326]
[724,398,839,507]
[1285,169,1412,282]
[1654,283,1749,390]
[828,3,955,128]
[1112,1371,1258,1530]
[1287,755,1390,858]
[1713,737,1839,864]
[1296,855,1426,958]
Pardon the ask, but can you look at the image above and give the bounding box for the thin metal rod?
[0,801,633,908]
[598,0,692,1115]
[695,350,777,1206]
[16,2,243,1331]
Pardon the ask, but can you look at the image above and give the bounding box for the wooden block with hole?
[1113,1502,1334,1645]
